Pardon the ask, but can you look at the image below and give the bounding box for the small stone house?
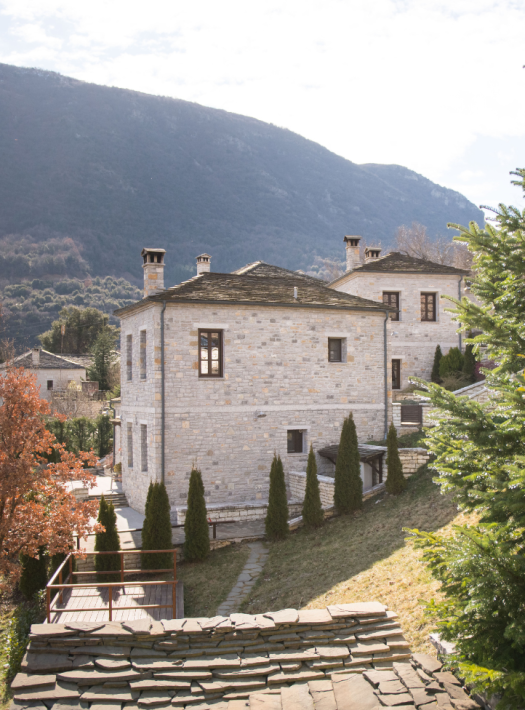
[0,348,86,401]
[114,249,395,519]
[330,237,469,395]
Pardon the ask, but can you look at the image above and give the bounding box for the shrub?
[67,416,96,454]
[431,344,443,383]
[184,469,210,562]
[142,482,173,570]
[334,414,362,513]
[439,346,464,378]
[94,495,121,581]
[462,342,476,384]
[265,454,289,541]
[95,413,113,457]
[3,599,43,684]
[302,445,324,529]
[385,422,406,495]
[19,548,47,599]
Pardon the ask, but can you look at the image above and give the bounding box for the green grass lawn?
[241,465,474,655]
[178,543,251,618]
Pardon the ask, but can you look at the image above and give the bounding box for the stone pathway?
[216,540,268,615]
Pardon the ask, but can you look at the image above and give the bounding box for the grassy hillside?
[241,465,476,654]
[0,63,484,288]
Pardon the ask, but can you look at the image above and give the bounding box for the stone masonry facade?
[119,301,389,517]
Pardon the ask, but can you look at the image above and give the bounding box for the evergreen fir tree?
[184,469,210,562]
[302,445,324,528]
[431,344,443,383]
[141,482,173,570]
[385,422,406,495]
[439,346,464,378]
[334,414,362,513]
[265,454,289,541]
[462,342,476,384]
[95,495,121,581]
[19,547,47,599]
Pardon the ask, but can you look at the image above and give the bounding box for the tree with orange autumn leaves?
[0,367,101,586]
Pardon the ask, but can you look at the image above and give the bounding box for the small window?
[328,338,343,362]
[199,330,223,377]
[140,331,147,379]
[383,292,400,321]
[126,334,133,381]
[421,293,437,322]
[401,404,423,425]
[47,380,53,390]
[141,424,148,473]
[127,423,133,468]
[287,430,304,454]
[392,359,401,390]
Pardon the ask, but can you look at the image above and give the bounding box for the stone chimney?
[31,347,40,366]
[141,248,166,297]
[364,247,382,263]
[344,236,362,272]
[196,254,211,276]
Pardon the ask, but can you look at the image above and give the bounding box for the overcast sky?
[1,0,524,212]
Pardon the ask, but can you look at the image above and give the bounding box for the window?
[126,334,133,381]
[47,380,53,390]
[328,338,343,362]
[140,330,147,379]
[383,292,400,321]
[199,330,223,377]
[421,293,437,322]
[401,404,423,426]
[392,359,401,390]
[127,423,133,468]
[287,430,304,454]
[141,424,148,472]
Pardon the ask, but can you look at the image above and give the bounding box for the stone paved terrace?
[11,604,483,710]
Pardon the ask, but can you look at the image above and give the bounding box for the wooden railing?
[46,549,177,623]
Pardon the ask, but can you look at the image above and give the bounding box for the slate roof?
[331,252,470,282]
[12,605,482,710]
[0,349,85,371]
[318,444,387,464]
[115,264,393,317]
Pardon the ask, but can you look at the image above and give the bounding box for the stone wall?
[174,501,303,525]
[398,448,430,475]
[119,302,390,516]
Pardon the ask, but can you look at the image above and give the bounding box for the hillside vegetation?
[0,63,483,289]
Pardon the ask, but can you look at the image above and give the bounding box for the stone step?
[87,492,129,507]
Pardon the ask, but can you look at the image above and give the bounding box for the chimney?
[141,248,166,297]
[32,347,40,366]
[344,236,362,272]
[364,246,382,263]
[196,254,211,276]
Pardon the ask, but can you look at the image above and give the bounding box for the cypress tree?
[19,547,48,599]
[334,414,362,513]
[462,342,476,384]
[439,346,464,378]
[265,454,289,541]
[95,495,121,581]
[184,469,210,562]
[385,422,406,495]
[302,445,324,529]
[142,482,173,570]
[431,344,443,383]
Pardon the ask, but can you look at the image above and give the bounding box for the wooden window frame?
[47,380,54,390]
[328,338,343,363]
[401,404,423,426]
[392,359,401,390]
[382,292,400,321]
[287,430,304,454]
[198,329,224,378]
[421,292,437,322]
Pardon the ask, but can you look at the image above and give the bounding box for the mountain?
[0,62,483,289]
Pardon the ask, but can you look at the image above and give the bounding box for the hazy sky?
[1,0,524,212]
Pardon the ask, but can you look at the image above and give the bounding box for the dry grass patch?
[242,465,476,655]
[178,542,251,617]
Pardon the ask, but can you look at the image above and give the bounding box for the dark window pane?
[287,430,303,453]
[421,293,436,321]
[328,339,342,362]
[392,359,401,390]
[383,292,399,321]
[199,330,223,377]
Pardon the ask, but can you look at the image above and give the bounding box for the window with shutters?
[199,330,223,377]
[127,423,133,468]
[392,359,401,390]
[401,404,423,425]
[421,293,437,322]
[382,292,400,321]
[328,338,343,362]
[126,334,133,381]
[140,330,147,379]
[287,430,305,454]
[141,424,148,472]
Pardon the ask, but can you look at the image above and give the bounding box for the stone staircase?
[86,490,129,508]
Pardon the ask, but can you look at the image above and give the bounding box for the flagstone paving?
[217,541,268,615]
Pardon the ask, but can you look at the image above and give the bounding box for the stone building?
[0,348,86,401]
[115,249,394,519]
[330,237,469,394]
